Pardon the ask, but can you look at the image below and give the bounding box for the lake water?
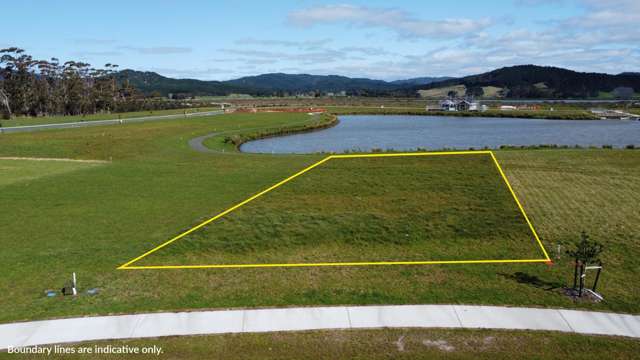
[240,115,640,154]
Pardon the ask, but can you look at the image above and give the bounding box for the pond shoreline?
[329,107,600,120]
[228,113,339,151]
[240,114,640,154]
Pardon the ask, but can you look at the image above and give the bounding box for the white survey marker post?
[72,272,77,296]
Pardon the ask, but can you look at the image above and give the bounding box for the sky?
[2,0,639,81]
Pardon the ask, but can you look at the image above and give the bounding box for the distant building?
[455,100,469,111]
[440,99,457,111]
[500,105,517,111]
[437,98,480,112]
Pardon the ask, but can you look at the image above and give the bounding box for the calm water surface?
[240,115,640,154]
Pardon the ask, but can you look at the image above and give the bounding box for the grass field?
[326,106,598,119]
[5,329,638,359]
[0,107,220,127]
[132,153,545,268]
[0,159,104,187]
[418,85,468,98]
[0,112,638,325]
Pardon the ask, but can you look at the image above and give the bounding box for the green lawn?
[5,329,638,359]
[0,159,104,187]
[327,106,598,119]
[0,107,220,127]
[0,112,638,325]
[135,153,544,267]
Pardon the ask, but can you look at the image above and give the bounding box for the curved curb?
[188,132,220,154]
[2,305,639,349]
[187,115,337,155]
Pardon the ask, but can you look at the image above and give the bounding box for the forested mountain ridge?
[114,70,254,96]
[390,76,453,86]
[118,65,640,99]
[224,73,396,94]
[116,71,414,96]
[417,65,640,98]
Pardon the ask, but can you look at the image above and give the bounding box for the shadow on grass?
[499,272,565,292]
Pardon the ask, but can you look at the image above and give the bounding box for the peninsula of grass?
[221,113,337,149]
[0,112,638,324]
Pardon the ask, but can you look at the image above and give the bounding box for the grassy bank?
[327,106,598,119]
[8,329,639,359]
[0,107,220,128]
[0,113,638,324]
[220,113,337,149]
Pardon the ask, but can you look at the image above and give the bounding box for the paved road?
[2,305,639,349]
[0,110,224,134]
[188,132,220,154]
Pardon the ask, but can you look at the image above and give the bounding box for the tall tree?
[0,47,196,119]
[0,88,10,119]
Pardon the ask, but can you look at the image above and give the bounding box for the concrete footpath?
[0,110,224,134]
[2,305,639,349]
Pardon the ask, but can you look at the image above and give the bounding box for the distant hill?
[225,73,399,94]
[390,76,453,86]
[114,70,255,96]
[418,65,640,99]
[116,70,449,97]
[117,65,640,99]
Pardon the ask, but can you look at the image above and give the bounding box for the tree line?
[0,47,185,120]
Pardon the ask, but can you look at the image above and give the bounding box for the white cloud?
[118,46,192,55]
[131,1,640,80]
[147,67,231,80]
[288,4,493,39]
[514,0,567,6]
[235,38,332,50]
[74,50,123,57]
[339,46,392,56]
[73,38,117,45]
[220,48,346,65]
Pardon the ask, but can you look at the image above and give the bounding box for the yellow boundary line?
[488,151,551,261]
[119,150,550,270]
[123,259,550,270]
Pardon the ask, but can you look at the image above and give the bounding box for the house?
[457,100,479,111]
[456,100,471,111]
[440,99,457,111]
[437,99,480,112]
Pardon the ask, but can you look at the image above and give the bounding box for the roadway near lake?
[0,110,224,134]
